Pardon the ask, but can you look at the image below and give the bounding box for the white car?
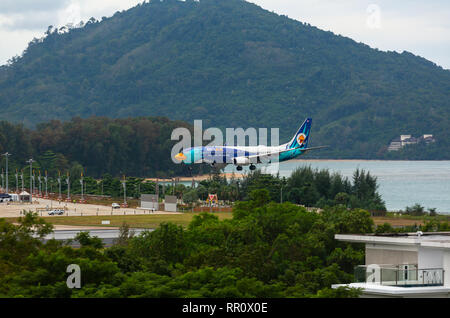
[48,209,64,216]
[112,203,120,209]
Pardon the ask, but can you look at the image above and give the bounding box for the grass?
[5,208,449,230]
[385,212,450,221]
[6,212,234,229]
[373,213,450,227]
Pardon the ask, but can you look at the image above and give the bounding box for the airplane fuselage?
[174,118,323,169]
[179,144,304,166]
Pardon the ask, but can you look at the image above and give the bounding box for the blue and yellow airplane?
[174,118,327,171]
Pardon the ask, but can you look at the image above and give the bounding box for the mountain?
[0,0,449,159]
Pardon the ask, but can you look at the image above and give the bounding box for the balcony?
[355,264,444,287]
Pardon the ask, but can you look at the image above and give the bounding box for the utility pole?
[26,159,35,203]
[2,152,11,193]
[1,169,3,191]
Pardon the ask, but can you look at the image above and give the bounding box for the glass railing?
[354,264,444,287]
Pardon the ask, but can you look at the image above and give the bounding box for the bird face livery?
[297,133,306,146]
[174,118,327,170]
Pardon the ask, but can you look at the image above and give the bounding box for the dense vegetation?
[0,112,386,213]
[181,167,386,212]
[0,194,374,298]
[0,0,449,159]
[0,116,196,179]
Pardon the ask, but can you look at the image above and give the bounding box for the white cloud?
[249,0,450,69]
[0,0,70,14]
[0,0,449,68]
[0,0,142,65]
[0,29,43,62]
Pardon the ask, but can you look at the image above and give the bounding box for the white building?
[332,232,450,297]
[388,134,434,151]
[164,195,178,212]
[140,194,159,210]
[387,138,402,151]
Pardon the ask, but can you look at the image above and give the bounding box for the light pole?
[80,172,84,202]
[32,170,36,196]
[66,172,70,201]
[20,170,24,193]
[122,175,127,206]
[1,169,3,191]
[280,179,286,204]
[15,169,18,193]
[26,159,35,203]
[2,152,11,193]
[280,185,283,204]
[138,182,141,197]
[38,170,42,197]
[57,171,62,201]
[45,171,48,198]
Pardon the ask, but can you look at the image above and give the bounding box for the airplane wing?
[299,146,329,153]
[242,146,328,163]
[244,145,329,163]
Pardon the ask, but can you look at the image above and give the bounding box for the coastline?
[289,159,450,162]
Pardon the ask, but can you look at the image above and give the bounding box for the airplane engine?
[233,157,250,166]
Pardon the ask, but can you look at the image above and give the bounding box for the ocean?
[224,160,450,213]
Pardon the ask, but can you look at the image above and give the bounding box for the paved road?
[41,228,152,247]
[0,198,181,218]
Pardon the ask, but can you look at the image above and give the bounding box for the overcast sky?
[0,0,449,69]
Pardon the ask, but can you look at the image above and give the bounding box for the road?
[0,198,181,218]
[41,228,152,247]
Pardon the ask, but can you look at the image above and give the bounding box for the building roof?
[335,232,450,249]
[332,283,450,296]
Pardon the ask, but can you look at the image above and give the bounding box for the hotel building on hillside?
[332,232,450,298]
[387,134,435,151]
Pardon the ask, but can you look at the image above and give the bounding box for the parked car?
[112,203,120,209]
[48,209,64,216]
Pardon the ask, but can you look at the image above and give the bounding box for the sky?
[0,0,449,69]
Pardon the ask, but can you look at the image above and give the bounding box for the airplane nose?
[175,153,187,161]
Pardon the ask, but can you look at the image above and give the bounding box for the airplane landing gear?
[250,164,256,171]
[236,166,243,171]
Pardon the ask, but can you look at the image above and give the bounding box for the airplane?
[174,118,327,171]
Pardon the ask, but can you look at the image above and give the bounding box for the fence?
[355,264,444,287]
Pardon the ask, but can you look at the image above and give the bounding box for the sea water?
[225,160,450,213]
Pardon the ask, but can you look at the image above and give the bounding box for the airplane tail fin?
[287,118,312,149]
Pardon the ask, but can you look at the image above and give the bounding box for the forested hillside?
[0,0,449,158]
[0,116,193,178]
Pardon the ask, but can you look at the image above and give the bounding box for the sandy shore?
[0,198,181,218]
[145,172,246,182]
